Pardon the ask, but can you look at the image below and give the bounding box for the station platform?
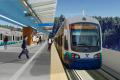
[0,41,67,80]
[0,41,47,80]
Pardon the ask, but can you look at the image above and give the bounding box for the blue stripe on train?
[0,41,22,46]
[66,58,102,70]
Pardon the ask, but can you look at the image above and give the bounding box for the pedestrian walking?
[18,36,29,59]
[3,36,8,50]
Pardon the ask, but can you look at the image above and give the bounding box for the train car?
[54,16,102,70]
[0,27,22,46]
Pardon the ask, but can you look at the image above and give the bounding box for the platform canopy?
[26,0,57,24]
[0,0,57,33]
[0,0,42,27]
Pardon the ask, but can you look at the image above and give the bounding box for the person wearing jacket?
[18,36,29,59]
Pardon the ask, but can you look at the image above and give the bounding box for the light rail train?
[0,27,22,46]
[54,16,102,69]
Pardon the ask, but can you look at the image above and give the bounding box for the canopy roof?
[27,0,57,23]
[0,0,40,27]
[0,0,57,33]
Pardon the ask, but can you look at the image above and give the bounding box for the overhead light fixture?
[22,0,42,23]
[23,11,32,17]
[25,12,32,17]
[23,11,27,14]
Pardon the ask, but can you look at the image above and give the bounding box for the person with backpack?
[18,36,29,59]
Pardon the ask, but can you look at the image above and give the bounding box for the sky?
[55,0,120,17]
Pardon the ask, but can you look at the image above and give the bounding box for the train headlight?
[64,52,70,60]
[65,54,69,59]
[72,53,80,59]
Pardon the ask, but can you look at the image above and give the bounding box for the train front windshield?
[70,23,101,52]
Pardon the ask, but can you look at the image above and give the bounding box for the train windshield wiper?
[77,43,90,47]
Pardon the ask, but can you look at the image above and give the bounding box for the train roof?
[66,16,100,25]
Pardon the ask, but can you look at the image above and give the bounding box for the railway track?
[65,65,120,80]
[65,69,82,80]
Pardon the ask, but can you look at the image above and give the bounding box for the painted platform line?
[9,41,47,80]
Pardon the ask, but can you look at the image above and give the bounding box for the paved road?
[0,41,50,80]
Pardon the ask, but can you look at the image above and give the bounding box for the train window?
[58,36,61,46]
[21,36,22,40]
[64,36,68,50]
[60,35,63,46]
[17,37,19,41]
[13,36,14,41]
[70,23,101,52]
[8,36,12,41]
[56,38,58,44]
[0,34,2,40]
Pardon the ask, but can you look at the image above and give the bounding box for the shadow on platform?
[30,44,50,76]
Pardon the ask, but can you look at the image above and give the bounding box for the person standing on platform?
[37,36,42,45]
[3,36,8,50]
[18,36,29,59]
[48,38,52,51]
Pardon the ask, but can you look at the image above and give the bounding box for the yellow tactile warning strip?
[50,43,68,80]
